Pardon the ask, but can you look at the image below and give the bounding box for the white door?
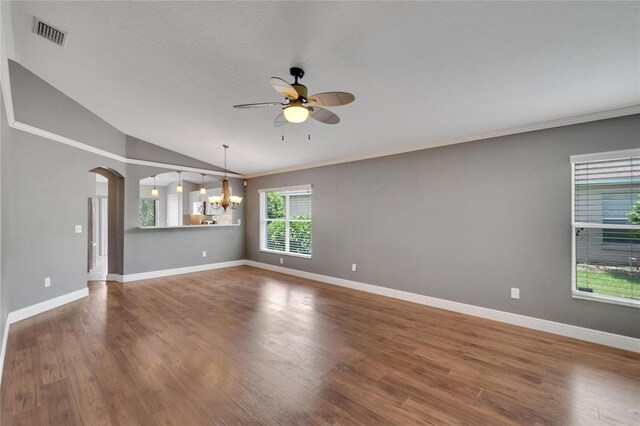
[167,194,182,226]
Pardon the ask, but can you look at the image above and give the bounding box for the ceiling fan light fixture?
[234,68,353,126]
[283,104,309,123]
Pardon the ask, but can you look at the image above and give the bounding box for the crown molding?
[245,105,640,178]
[1,16,637,181]
[8,118,244,177]
[0,52,244,178]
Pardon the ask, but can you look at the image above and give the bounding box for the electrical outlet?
[511,288,520,299]
[202,251,207,258]
[352,263,357,272]
[280,258,283,264]
[238,219,242,225]
[75,225,82,233]
[44,277,51,288]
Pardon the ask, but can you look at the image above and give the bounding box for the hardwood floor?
[1,265,639,425]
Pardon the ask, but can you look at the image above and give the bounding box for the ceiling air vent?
[33,17,67,47]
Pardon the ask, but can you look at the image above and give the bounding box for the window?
[259,185,312,257]
[139,198,159,227]
[572,149,639,307]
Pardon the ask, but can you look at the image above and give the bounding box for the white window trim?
[259,185,312,258]
[570,148,640,164]
[258,248,312,259]
[258,184,312,193]
[570,158,640,308]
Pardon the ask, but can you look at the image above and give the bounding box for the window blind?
[259,185,312,257]
[572,154,640,304]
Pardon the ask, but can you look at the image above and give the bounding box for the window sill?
[259,249,311,259]
[138,224,240,229]
[571,291,640,309]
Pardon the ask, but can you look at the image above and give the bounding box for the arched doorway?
[88,167,124,281]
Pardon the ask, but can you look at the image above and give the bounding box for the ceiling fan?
[233,67,355,126]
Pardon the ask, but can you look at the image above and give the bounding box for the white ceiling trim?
[1,5,637,181]
[245,105,640,178]
[6,2,639,175]
[9,119,244,178]
[0,54,243,178]
[5,46,638,181]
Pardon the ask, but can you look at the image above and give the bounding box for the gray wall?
[9,61,127,157]
[1,60,245,316]
[246,114,640,338]
[126,136,229,173]
[1,103,123,311]
[124,164,244,274]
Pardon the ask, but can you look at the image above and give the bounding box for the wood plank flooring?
[1,265,639,425]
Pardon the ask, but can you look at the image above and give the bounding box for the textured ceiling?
[6,1,640,175]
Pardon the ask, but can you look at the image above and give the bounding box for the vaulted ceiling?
[4,1,639,175]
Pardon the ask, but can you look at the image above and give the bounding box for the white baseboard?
[245,261,640,353]
[121,260,246,283]
[7,288,89,325]
[106,273,122,282]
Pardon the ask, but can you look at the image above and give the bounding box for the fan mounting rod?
[290,67,305,83]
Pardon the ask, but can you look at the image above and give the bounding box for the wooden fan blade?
[274,112,288,127]
[233,102,283,108]
[308,92,355,107]
[309,107,340,124]
[270,77,299,100]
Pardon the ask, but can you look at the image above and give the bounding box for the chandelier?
[208,144,242,212]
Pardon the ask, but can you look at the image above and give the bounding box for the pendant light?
[200,174,207,195]
[176,171,183,193]
[151,175,159,197]
[208,145,242,212]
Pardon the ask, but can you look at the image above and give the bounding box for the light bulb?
[151,188,159,197]
[283,104,309,123]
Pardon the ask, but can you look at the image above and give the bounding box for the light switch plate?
[511,288,520,299]
[352,264,357,272]
[202,251,207,258]
[280,258,283,264]
[45,277,51,288]
[75,225,82,233]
